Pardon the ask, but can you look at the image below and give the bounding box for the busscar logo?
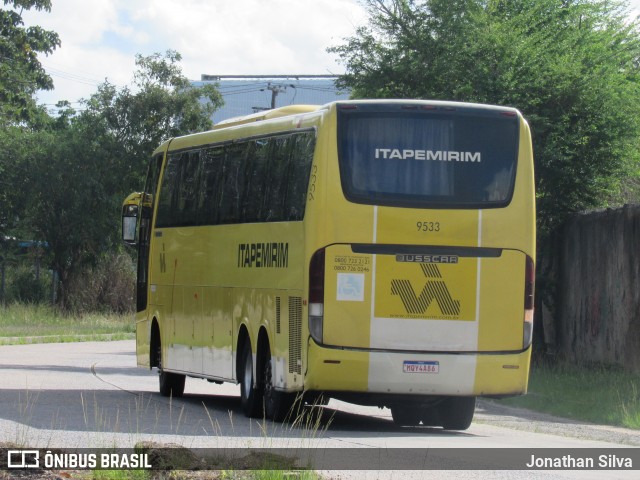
[396,254,458,264]
[391,263,460,317]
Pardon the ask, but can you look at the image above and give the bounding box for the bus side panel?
[148,223,305,388]
[271,295,305,391]
[201,287,233,379]
[135,310,150,367]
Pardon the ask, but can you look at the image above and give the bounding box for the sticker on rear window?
[337,273,365,302]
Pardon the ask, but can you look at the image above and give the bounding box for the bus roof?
[152,99,522,156]
[213,104,320,129]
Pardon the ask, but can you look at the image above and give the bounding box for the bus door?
[137,154,164,312]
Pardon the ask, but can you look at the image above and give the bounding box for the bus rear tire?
[240,341,263,418]
[263,349,295,422]
[439,396,476,430]
[158,344,185,397]
[390,406,424,426]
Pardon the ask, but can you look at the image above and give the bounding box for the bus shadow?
[183,392,476,439]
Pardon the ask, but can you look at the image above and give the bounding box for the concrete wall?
[554,204,640,370]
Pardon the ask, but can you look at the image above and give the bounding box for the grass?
[91,471,150,480]
[0,302,135,344]
[88,470,320,479]
[495,360,640,429]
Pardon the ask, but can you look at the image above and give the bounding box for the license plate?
[403,360,439,374]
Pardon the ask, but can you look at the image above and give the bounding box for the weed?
[497,362,640,429]
[0,303,133,344]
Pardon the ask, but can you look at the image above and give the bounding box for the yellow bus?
[122,100,535,430]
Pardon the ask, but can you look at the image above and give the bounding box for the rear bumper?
[305,339,531,397]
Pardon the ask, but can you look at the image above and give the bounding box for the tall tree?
[0,0,59,124]
[0,0,58,244]
[82,50,223,192]
[331,0,640,236]
[21,51,223,309]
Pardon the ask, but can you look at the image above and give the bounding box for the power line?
[41,64,102,87]
[201,74,340,81]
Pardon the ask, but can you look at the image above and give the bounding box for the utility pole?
[267,83,287,109]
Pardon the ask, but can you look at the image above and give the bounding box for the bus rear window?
[337,107,519,208]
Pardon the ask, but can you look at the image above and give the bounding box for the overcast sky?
[22,0,367,108]
[20,0,640,109]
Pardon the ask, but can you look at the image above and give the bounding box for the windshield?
[337,104,520,208]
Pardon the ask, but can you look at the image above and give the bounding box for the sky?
[19,0,640,110]
[21,0,368,109]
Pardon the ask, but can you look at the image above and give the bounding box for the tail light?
[309,248,325,343]
[523,255,535,348]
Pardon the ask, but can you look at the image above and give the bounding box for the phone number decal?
[333,255,371,272]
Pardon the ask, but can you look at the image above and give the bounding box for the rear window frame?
[336,103,521,210]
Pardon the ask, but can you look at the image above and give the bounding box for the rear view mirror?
[122,204,138,245]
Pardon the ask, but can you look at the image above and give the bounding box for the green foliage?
[82,50,223,184]
[23,127,118,305]
[0,302,134,343]
[331,0,640,236]
[1,50,223,311]
[5,264,48,303]
[0,0,60,124]
[65,252,135,314]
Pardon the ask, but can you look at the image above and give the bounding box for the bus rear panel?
[304,101,535,414]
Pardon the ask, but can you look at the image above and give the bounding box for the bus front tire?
[158,345,185,397]
[240,342,263,418]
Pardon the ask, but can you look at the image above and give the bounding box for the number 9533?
[416,221,440,232]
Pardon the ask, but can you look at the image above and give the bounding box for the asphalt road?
[0,340,638,479]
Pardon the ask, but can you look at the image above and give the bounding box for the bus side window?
[177,151,201,226]
[239,140,264,224]
[218,144,245,225]
[155,154,180,227]
[285,132,315,221]
[268,136,293,221]
[199,146,224,226]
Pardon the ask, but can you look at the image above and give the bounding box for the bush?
[4,264,49,304]
[65,252,135,314]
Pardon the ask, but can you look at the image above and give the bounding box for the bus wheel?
[158,344,185,397]
[439,396,476,430]
[390,406,423,426]
[263,349,295,422]
[240,341,263,418]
